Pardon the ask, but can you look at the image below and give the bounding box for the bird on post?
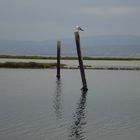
[76,25,84,32]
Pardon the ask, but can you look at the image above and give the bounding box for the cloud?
[80,6,140,16]
[0,0,140,40]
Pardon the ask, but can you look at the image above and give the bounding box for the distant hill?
[0,35,140,57]
[82,35,140,46]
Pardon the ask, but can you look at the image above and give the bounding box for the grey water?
[0,69,140,140]
[0,45,140,57]
[1,38,140,57]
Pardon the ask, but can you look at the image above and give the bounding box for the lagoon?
[0,69,140,140]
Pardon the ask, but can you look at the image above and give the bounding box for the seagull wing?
[79,27,84,31]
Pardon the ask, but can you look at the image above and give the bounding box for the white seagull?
[76,25,84,31]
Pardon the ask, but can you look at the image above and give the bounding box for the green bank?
[0,55,140,61]
[0,62,66,69]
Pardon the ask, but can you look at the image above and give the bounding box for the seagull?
[76,25,84,31]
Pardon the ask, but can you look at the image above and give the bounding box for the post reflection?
[53,78,63,120]
[69,91,87,140]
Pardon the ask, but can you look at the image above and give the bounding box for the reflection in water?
[53,78,63,120]
[69,91,87,140]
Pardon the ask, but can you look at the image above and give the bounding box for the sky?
[0,0,140,41]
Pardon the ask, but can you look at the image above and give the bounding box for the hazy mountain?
[0,35,140,57]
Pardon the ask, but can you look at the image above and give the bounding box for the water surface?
[0,69,140,140]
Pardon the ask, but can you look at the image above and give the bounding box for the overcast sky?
[0,0,140,41]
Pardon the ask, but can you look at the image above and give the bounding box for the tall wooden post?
[56,41,61,79]
[74,32,88,91]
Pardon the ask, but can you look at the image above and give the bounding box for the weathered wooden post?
[74,32,88,91]
[56,41,61,79]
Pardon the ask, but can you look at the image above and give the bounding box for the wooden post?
[74,32,88,91]
[56,41,61,79]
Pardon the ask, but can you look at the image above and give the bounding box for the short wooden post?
[74,32,88,91]
[56,41,61,79]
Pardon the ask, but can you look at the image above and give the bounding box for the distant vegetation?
[83,57,140,61]
[0,55,140,61]
[0,55,56,60]
[0,62,66,69]
[0,61,139,70]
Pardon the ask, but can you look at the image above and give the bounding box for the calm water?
[0,69,140,140]
[1,39,140,57]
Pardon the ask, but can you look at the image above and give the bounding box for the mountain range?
[0,35,140,57]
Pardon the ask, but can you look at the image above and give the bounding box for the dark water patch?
[0,69,140,139]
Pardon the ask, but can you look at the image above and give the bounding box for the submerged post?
[74,32,88,91]
[56,41,61,79]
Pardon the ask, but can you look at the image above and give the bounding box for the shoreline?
[0,62,140,70]
[0,55,140,70]
[0,55,140,61]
